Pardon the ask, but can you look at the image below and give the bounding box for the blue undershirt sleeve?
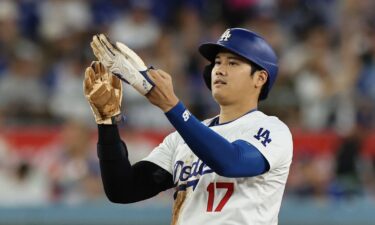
[165,102,270,177]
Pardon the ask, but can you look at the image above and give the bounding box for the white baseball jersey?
[143,110,293,225]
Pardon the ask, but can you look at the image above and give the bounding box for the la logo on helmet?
[219,29,231,41]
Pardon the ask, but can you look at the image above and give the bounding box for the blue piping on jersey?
[165,102,270,178]
[208,108,258,127]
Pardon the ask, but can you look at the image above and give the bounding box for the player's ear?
[254,70,268,88]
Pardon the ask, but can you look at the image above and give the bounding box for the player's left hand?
[83,61,123,124]
[146,69,179,112]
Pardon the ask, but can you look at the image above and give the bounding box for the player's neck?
[218,101,258,123]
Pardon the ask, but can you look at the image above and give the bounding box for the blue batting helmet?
[198,28,278,100]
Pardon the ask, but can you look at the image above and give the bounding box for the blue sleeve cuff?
[165,101,187,122]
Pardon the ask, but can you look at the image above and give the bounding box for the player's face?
[211,52,265,105]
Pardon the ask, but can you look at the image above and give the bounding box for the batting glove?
[83,61,124,124]
[90,34,154,95]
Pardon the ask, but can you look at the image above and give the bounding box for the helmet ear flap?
[203,64,214,90]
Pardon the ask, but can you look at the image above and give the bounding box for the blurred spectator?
[356,27,375,129]
[43,120,102,204]
[290,24,336,130]
[109,0,161,50]
[287,153,334,200]
[0,40,48,124]
[0,136,50,206]
[38,0,91,42]
[0,160,50,206]
[18,0,39,40]
[48,55,93,125]
[0,0,19,74]
[331,130,363,199]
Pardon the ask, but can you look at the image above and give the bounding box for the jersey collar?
[208,108,258,127]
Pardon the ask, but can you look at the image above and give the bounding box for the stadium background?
[0,0,374,224]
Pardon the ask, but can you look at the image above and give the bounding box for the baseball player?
[84,28,293,225]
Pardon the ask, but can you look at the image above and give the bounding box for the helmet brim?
[199,43,223,62]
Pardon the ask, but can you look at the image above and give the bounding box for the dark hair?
[249,61,261,75]
[249,62,268,101]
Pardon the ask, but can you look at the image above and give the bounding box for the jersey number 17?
[206,182,234,212]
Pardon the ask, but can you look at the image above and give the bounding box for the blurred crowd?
[0,0,374,206]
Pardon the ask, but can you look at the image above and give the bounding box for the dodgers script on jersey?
[143,110,293,225]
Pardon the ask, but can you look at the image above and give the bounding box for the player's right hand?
[90,34,154,95]
[83,61,123,124]
[146,69,179,112]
